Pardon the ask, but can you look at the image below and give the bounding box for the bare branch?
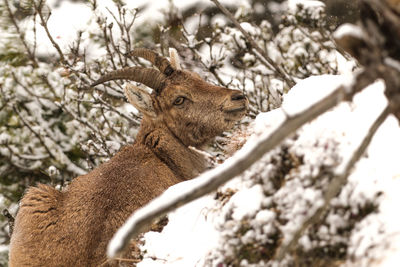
[33,1,66,64]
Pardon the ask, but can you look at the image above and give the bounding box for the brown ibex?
[9,48,247,266]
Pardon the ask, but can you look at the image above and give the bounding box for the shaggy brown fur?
[9,49,247,267]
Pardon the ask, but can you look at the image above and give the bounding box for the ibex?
[8,48,247,266]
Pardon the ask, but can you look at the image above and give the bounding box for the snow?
[281,74,353,116]
[229,184,264,221]
[240,22,258,36]
[289,0,325,9]
[210,14,229,27]
[138,194,219,267]
[333,23,366,41]
[288,0,325,18]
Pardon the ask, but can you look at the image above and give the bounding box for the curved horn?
[127,48,175,76]
[91,67,166,92]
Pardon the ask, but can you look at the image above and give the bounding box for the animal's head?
[91,48,248,147]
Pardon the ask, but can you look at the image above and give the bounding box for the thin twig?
[105,7,124,66]
[57,102,100,135]
[57,102,114,158]
[33,1,66,64]
[94,95,141,126]
[13,105,55,160]
[11,72,53,101]
[4,0,38,67]
[101,21,117,70]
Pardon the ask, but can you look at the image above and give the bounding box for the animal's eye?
[173,96,185,106]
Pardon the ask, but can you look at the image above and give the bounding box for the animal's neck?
[135,118,209,180]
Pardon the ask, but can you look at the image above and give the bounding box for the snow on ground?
[138,194,220,267]
[135,75,400,266]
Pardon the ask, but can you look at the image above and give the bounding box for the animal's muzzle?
[231,91,246,101]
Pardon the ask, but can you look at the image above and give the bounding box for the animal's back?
[9,183,69,266]
[9,167,115,266]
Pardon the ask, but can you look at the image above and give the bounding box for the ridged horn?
[91,67,166,92]
[127,48,175,76]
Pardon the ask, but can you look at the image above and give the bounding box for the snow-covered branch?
[275,104,391,261]
[210,0,295,87]
[107,71,374,258]
[3,0,38,67]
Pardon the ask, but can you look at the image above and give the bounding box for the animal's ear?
[124,84,156,118]
[169,48,182,70]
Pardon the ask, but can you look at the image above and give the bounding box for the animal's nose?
[231,91,246,101]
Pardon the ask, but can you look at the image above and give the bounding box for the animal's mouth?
[222,96,248,120]
[224,106,247,113]
[223,104,248,124]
